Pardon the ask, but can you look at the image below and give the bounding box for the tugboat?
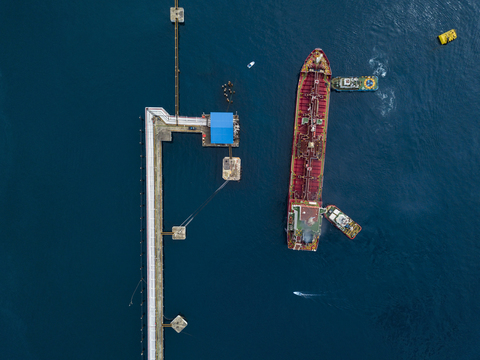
[331,76,378,92]
[324,205,361,239]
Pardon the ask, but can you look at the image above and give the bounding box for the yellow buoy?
[438,29,457,45]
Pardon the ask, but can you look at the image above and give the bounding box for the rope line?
[129,278,147,306]
[181,180,230,227]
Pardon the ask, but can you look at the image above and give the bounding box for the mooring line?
[181,180,230,227]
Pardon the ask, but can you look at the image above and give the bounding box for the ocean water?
[1,0,480,359]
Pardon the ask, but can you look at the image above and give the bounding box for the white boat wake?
[293,291,352,310]
[293,291,325,297]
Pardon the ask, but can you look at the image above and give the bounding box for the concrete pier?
[143,2,241,358]
[144,113,160,360]
[145,107,239,360]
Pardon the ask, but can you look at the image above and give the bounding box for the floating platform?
[438,29,457,45]
[331,76,378,92]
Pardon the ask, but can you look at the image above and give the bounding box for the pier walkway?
[145,113,160,360]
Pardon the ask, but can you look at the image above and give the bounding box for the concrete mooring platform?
[170,7,184,22]
[172,226,186,240]
[222,157,242,181]
[171,315,188,333]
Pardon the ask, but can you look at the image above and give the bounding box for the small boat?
[247,61,255,68]
[438,29,457,45]
[324,205,362,239]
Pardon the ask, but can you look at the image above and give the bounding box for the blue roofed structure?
[210,112,233,144]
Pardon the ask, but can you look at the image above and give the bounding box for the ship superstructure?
[287,49,331,251]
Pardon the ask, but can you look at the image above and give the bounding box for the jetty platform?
[146,107,239,147]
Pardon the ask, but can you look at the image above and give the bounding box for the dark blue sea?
[1,0,480,359]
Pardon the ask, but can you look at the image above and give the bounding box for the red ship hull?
[286,49,331,251]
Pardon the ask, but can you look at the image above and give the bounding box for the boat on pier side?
[324,205,362,239]
[331,76,378,92]
[286,49,331,251]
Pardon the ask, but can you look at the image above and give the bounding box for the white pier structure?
[145,107,207,126]
[145,115,157,360]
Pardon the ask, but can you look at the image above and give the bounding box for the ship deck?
[290,73,329,202]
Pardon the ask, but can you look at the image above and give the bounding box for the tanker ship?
[286,49,331,251]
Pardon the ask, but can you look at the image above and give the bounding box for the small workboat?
[247,61,255,68]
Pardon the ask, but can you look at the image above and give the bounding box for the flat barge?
[287,49,331,251]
